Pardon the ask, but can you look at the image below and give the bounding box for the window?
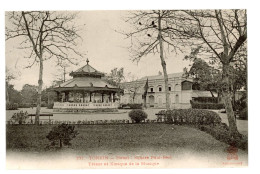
[159,87,162,92]
[169,87,171,91]
[150,88,153,92]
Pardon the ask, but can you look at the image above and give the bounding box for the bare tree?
[123,10,185,110]
[6,11,83,125]
[174,10,247,137]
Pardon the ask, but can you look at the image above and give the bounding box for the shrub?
[6,103,18,110]
[239,108,248,120]
[198,124,247,150]
[120,103,142,109]
[47,103,54,109]
[10,110,29,124]
[46,123,79,148]
[18,103,34,108]
[41,103,47,107]
[190,100,225,109]
[157,109,222,126]
[128,109,148,123]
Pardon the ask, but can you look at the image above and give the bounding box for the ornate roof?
[69,59,105,78]
[57,77,116,88]
[51,59,122,92]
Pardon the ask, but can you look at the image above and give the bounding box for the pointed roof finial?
[86,58,89,65]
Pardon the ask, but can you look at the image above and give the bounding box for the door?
[149,95,155,107]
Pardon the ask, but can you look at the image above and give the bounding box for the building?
[49,59,122,113]
[120,72,214,109]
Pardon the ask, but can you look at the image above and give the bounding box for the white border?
[1,0,259,174]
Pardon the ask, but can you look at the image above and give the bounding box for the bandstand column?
[111,93,114,103]
[82,91,85,103]
[101,93,104,103]
[73,91,76,103]
[65,91,69,102]
[89,92,92,102]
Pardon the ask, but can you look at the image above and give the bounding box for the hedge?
[157,109,222,126]
[157,109,247,150]
[198,124,247,150]
[6,103,18,110]
[119,103,142,109]
[190,100,224,109]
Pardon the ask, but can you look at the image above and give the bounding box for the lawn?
[6,123,248,168]
[6,123,240,154]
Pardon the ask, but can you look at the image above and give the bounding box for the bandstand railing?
[53,102,119,109]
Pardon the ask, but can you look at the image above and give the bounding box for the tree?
[129,80,141,103]
[46,123,79,148]
[184,52,222,98]
[176,10,247,137]
[6,68,18,104]
[124,10,183,110]
[105,67,125,86]
[20,84,38,104]
[6,11,83,125]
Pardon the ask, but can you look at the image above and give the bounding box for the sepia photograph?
[3,1,253,170]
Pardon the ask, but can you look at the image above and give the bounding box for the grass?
[6,123,232,155]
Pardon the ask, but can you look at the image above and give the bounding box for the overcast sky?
[6,10,190,90]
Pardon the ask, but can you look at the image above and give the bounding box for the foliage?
[46,123,79,148]
[119,103,143,109]
[198,124,247,150]
[238,108,248,120]
[192,97,219,103]
[105,67,125,86]
[158,109,222,125]
[190,101,225,109]
[47,103,54,109]
[10,110,29,124]
[128,109,148,123]
[20,84,38,105]
[184,58,222,97]
[6,103,18,110]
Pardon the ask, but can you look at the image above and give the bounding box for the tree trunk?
[59,139,62,148]
[222,63,239,138]
[35,60,43,125]
[158,14,170,110]
[209,90,215,98]
[6,82,10,105]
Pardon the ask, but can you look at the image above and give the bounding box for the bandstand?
[48,59,122,113]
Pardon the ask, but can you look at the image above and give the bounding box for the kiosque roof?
[56,77,116,88]
[69,59,105,77]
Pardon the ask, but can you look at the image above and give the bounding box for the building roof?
[55,77,116,88]
[139,72,185,81]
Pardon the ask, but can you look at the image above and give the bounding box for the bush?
[239,108,248,120]
[6,103,18,110]
[46,123,79,148]
[198,124,247,150]
[128,109,148,123]
[41,103,47,107]
[158,109,222,126]
[18,103,35,108]
[47,103,54,109]
[10,110,29,124]
[120,103,142,109]
[190,100,225,109]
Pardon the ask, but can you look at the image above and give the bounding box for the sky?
[5,10,191,91]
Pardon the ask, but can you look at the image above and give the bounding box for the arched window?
[157,85,163,92]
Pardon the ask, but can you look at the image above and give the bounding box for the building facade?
[120,72,213,109]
